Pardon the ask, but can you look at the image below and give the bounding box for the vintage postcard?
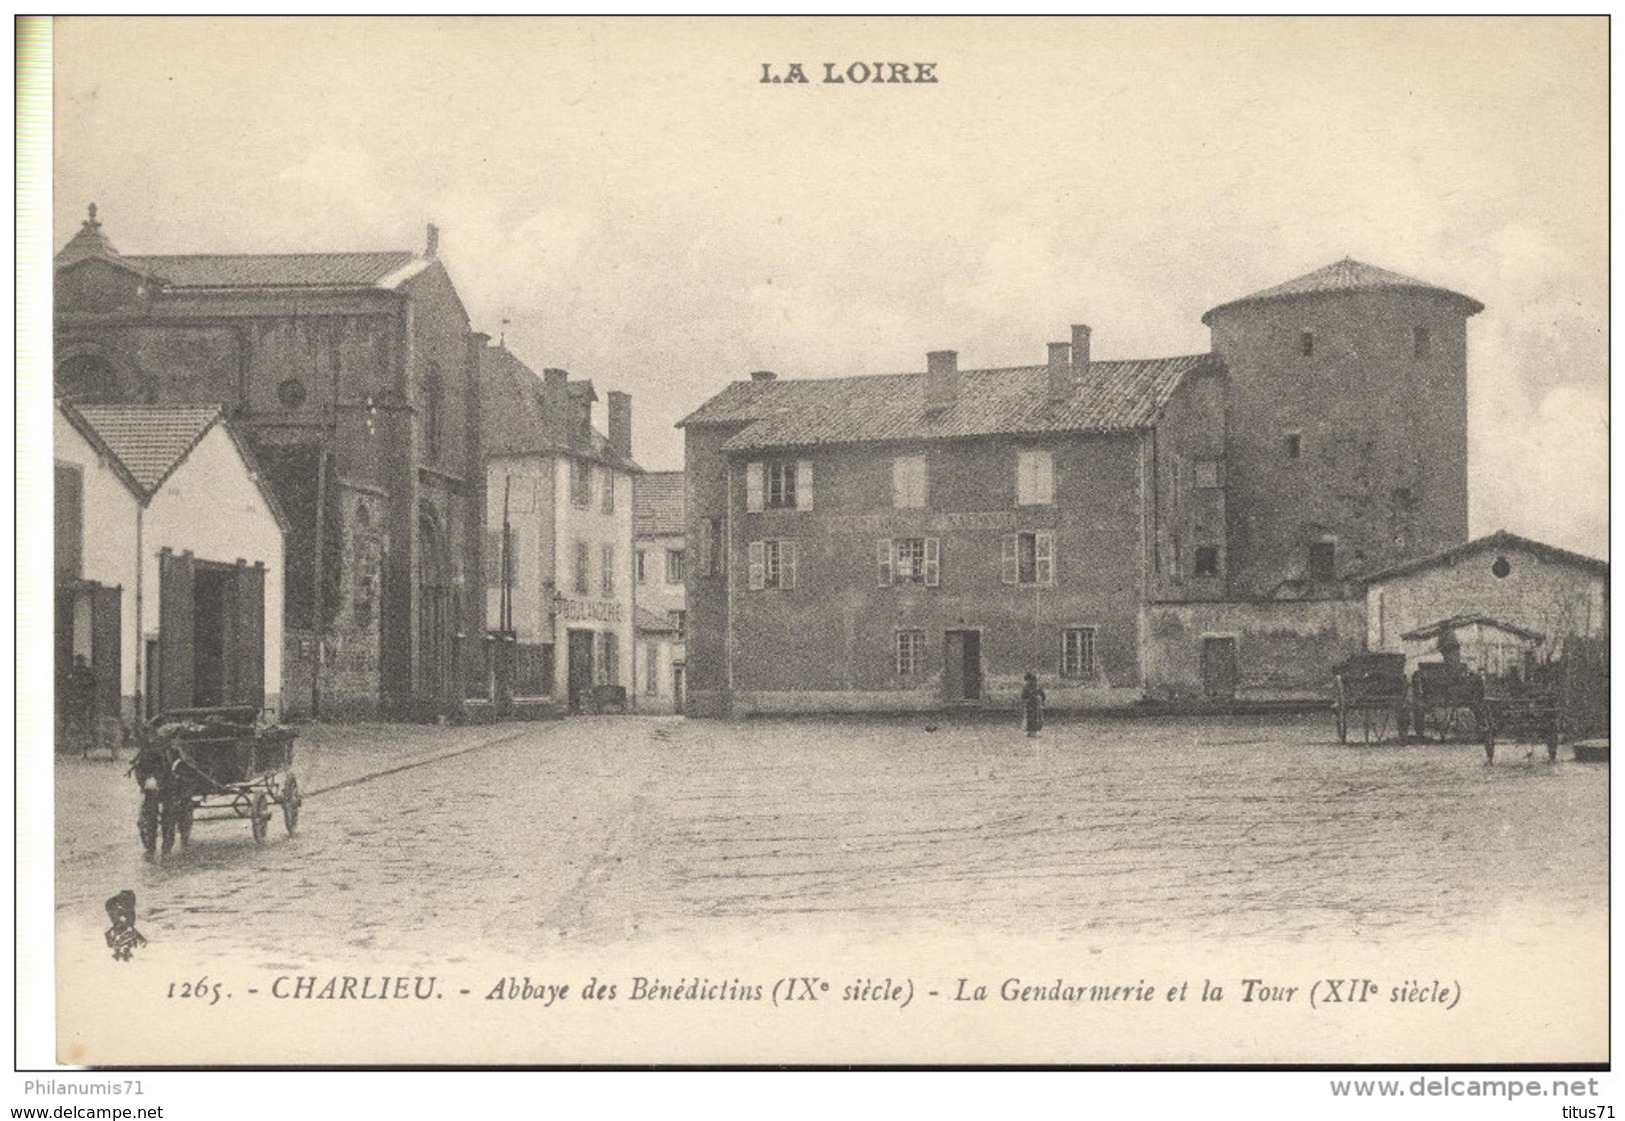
[22,15,1608,1073]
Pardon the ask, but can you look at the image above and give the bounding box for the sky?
[48,16,1608,558]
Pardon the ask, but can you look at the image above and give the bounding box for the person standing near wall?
[1021,671,1046,738]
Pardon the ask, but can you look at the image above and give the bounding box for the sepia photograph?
[18,14,1610,1085]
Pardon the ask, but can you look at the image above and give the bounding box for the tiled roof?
[1363,529,1609,584]
[681,355,1218,452]
[71,404,222,493]
[478,344,641,473]
[1203,257,1484,323]
[634,472,686,536]
[117,251,419,289]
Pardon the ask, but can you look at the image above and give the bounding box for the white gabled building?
[55,401,289,730]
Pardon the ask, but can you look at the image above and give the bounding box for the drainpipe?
[132,504,144,729]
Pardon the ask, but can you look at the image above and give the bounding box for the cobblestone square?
[55,713,1607,963]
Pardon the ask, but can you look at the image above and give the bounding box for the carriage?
[1331,653,1411,743]
[1480,665,1563,764]
[132,706,301,861]
[1409,661,1488,744]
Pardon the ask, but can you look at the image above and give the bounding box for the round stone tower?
[1203,258,1483,599]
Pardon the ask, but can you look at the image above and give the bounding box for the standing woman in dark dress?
[1021,672,1046,737]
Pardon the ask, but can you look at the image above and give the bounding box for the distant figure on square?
[1021,672,1046,738]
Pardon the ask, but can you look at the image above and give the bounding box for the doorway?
[943,630,983,701]
[1202,636,1238,699]
[567,628,595,712]
[192,565,231,707]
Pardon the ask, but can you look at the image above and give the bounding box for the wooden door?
[1202,637,1237,699]
[961,631,983,700]
[943,632,965,701]
[158,549,195,713]
[90,583,122,720]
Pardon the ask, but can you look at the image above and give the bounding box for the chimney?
[542,368,570,444]
[1071,324,1092,377]
[750,370,777,383]
[1047,341,1072,399]
[608,391,632,460]
[425,223,440,259]
[472,331,491,349]
[926,350,959,411]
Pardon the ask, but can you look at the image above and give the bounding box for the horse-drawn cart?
[1410,662,1488,745]
[1332,653,1411,743]
[1481,667,1563,764]
[132,706,301,861]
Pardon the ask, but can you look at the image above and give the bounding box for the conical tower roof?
[1202,257,1483,324]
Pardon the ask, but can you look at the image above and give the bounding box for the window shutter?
[1015,454,1030,505]
[924,537,940,587]
[1036,532,1055,585]
[1001,535,1019,585]
[748,541,765,590]
[745,463,764,512]
[782,542,798,590]
[796,460,814,510]
[877,539,893,586]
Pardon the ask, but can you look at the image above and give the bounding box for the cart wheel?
[1334,678,1348,743]
[281,774,301,835]
[250,792,269,845]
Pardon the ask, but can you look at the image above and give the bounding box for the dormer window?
[1299,331,1314,357]
[1413,325,1431,358]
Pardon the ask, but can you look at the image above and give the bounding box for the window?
[892,456,927,508]
[701,517,722,576]
[1299,331,1314,357]
[1194,545,1221,577]
[1016,451,1054,506]
[1413,325,1431,358]
[746,460,813,512]
[747,540,798,590]
[601,543,616,596]
[1308,542,1336,582]
[1285,431,1302,459]
[666,549,685,584]
[424,369,444,463]
[635,549,647,585]
[670,610,686,640]
[1194,460,1223,489]
[877,537,940,586]
[277,377,307,409]
[571,459,592,507]
[573,540,590,594]
[645,645,660,695]
[600,469,615,514]
[896,630,926,676]
[1061,628,1097,678]
[1002,532,1054,586]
